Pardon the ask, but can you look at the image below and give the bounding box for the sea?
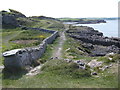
[64,20,119,38]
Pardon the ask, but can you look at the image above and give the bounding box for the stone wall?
[3,28,58,71]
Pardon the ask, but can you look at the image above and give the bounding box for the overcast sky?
[0,0,120,18]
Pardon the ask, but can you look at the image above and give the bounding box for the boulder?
[91,72,97,75]
[1,9,26,28]
[2,13,19,27]
[87,59,103,68]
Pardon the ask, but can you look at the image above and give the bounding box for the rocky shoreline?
[66,26,120,56]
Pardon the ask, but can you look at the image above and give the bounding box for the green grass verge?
[62,34,96,61]
[2,59,118,88]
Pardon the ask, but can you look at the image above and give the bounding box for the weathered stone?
[64,59,72,62]
[2,14,19,27]
[67,26,120,56]
[1,9,26,28]
[99,65,109,71]
[2,28,59,72]
[87,59,103,68]
[91,72,97,75]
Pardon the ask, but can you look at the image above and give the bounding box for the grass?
[10,30,50,41]
[97,54,120,64]
[58,18,103,22]
[41,59,91,78]
[1,28,51,65]
[2,30,119,88]
[62,34,93,61]
[58,18,80,21]
[39,36,60,63]
[2,59,118,88]
[18,17,65,31]
[2,30,22,52]
[1,11,119,88]
[2,29,51,52]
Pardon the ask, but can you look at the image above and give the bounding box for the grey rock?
[92,72,97,75]
[87,59,103,68]
[67,26,120,56]
[2,28,58,72]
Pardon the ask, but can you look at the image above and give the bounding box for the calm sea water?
[74,20,118,37]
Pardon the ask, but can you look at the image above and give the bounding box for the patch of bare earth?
[11,40,38,44]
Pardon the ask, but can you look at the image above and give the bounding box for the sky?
[0,0,120,18]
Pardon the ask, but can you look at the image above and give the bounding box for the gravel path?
[52,31,66,59]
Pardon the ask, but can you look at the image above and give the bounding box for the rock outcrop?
[1,9,26,28]
[66,26,120,56]
[2,11,19,27]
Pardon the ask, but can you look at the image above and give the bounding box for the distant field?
[58,18,80,21]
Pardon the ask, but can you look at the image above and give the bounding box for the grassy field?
[0,29,21,65]
[1,10,119,88]
[2,29,51,52]
[1,28,51,65]
[2,32,119,88]
[58,18,80,21]
[2,59,118,88]
[18,17,65,31]
[1,15,64,64]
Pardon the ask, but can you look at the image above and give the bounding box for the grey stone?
[87,59,103,68]
[91,72,97,75]
[2,28,59,71]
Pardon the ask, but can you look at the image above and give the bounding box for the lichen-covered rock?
[87,59,103,68]
[1,9,26,28]
[2,13,19,27]
[67,26,120,56]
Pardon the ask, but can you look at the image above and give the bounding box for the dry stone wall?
[3,28,58,71]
